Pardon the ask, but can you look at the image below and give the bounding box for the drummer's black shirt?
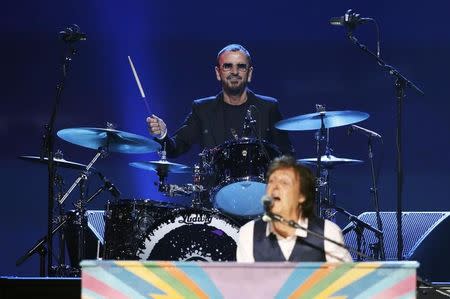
[223,101,250,140]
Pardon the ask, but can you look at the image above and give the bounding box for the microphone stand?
[264,211,371,261]
[41,29,83,276]
[344,29,424,260]
[367,135,385,260]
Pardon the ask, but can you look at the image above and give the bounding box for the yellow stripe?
[314,262,381,298]
[289,267,334,298]
[155,261,209,299]
[116,261,184,299]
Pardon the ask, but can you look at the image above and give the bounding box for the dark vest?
[253,218,326,262]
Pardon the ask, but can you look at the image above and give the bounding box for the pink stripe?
[372,274,416,299]
[82,272,130,299]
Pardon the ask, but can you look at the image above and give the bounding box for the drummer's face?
[266,167,305,220]
[215,50,253,95]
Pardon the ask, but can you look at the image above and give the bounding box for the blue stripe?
[275,263,321,298]
[173,262,223,298]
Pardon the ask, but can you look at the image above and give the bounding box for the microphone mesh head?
[262,214,272,222]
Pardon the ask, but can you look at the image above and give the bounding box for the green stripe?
[146,264,197,298]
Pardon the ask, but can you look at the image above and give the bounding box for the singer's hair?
[216,44,252,66]
[266,155,316,219]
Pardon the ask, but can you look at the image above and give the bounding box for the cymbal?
[129,160,191,174]
[19,155,94,171]
[298,155,363,169]
[57,127,160,154]
[275,110,369,131]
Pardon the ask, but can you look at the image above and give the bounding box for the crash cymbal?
[57,127,160,154]
[129,160,191,174]
[19,155,94,171]
[298,155,363,169]
[275,110,369,131]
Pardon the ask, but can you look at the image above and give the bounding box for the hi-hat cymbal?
[275,110,369,131]
[19,155,94,171]
[129,160,191,173]
[298,155,363,169]
[57,127,161,154]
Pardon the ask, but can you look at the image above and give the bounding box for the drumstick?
[127,55,152,115]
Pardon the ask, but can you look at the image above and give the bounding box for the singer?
[236,156,352,262]
[146,43,293,157]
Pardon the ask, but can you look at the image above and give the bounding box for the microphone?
[98,173,121,198]
[348,124,382,139]
[59,24,87,43]
[330,9,372,29]
[261,195,274,222]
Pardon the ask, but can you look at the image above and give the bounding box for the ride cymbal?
[275,110,369,131]
[57,127,161,154]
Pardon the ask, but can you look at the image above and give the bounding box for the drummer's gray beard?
[222,79,247,96]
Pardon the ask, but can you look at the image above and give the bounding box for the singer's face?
[266,167,305,220]
[215,51,253,95]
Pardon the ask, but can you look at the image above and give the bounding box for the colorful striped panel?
[81,260,418,298]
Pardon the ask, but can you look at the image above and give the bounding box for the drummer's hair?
[216,44,252,66]
[266,155,316,219]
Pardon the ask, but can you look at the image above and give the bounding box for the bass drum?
[103,199,177,260]
[138,209,239,262]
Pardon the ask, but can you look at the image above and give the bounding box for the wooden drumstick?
[127,55,152,115]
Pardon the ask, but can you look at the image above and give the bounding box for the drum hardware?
[276,105,370,217]
[16,173,114,275]
[39,26,85,275]
[18,123,155,275]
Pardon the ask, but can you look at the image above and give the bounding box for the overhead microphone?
[98,172,121,198]
[348,124,382,139]
[330,9,372,30]
[59,24,87,43]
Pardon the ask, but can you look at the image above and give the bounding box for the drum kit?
[17,105,385,275]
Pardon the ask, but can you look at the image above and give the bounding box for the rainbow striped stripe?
[81,261,418,298]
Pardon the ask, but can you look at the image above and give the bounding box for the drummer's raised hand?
[146,114,167,139]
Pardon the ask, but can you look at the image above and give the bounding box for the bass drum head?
[138,209,239,262]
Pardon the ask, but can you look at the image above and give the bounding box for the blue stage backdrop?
[1,0,449,276]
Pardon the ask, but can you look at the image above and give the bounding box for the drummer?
[146,43,294,156]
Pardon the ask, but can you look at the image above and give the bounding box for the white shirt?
[236,218,353,263]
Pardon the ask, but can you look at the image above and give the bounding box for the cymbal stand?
[156,144,206,200]
[58,147,106,205]
[16,180,112,275]
[314,104,326,217]
[53,159,67,272]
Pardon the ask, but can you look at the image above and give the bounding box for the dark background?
[1,0,449,277]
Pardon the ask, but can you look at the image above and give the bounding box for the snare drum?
[209,138,281,217]
[103,199,177,259]
[139,209,239,261]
